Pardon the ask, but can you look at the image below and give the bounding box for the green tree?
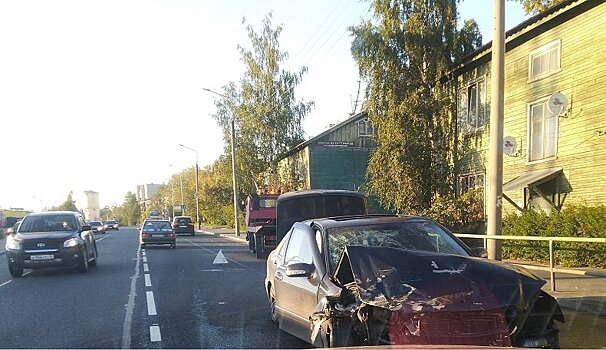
[351,0,482,214]
[48,191,79,212]
[115,192,141,226]
[212,13,312,196]
[510,0,565,15]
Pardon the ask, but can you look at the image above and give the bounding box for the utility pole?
[487,0,505,260]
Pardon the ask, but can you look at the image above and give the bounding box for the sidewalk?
[198,226,606,316]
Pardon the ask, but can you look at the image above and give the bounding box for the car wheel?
[269,286,278,324]
[89,242,98,267]
[8,263,23,278]
[77,247,89,273]
[170,243,176,249]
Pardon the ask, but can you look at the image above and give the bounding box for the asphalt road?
[0,228,307,349]
[0,228,604,349]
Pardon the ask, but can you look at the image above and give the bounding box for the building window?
[457,78,486,132]
[528,40,561,81]
[528,99,558,162]
[357,118,374,137]
[457,172,484,196]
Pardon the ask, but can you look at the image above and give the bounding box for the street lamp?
[168,164,185,215]
[178,143,201,229]
[202,87,240,236]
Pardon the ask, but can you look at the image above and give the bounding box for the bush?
[502,204,606,268]
[424,189,485,233]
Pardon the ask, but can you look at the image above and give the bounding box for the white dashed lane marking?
[142,256,148,263]
[144,274,151,287]
[150,325,162,342]
[146,291,157,315]
[143,263,149,272]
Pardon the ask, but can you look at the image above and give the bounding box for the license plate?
[180,225,187,227]
[31,254,54,260]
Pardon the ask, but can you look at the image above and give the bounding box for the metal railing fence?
[453,233,606,291]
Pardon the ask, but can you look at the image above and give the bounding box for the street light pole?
[202,87,240,236]
[179,144,201,229]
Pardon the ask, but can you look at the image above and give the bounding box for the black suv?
[5,211,98,277]
[171,216,195,236]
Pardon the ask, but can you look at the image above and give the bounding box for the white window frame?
[526,97,559,164]
[528,39,561,82]
[457,77,487,133]
[357,118,374,137]
[457,172,485,197]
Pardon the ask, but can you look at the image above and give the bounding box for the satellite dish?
[548,93,567,115]
[503,136,517,156]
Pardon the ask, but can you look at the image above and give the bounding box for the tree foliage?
[48,191,79,212]
[350,0,482,214]
[509,0,566,15]
[112,192,141,226]
[212,13,313,196]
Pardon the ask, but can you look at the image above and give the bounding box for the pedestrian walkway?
[198,226,606,317]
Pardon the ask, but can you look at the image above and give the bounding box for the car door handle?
[275,271,283,281]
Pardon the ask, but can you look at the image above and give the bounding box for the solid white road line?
[121,246,141,349]
[143,263,149,272]
[146,291,157,315]
[96,233,114,242]
[150,325,162,342]
[144,273,151,287]
[0,280,11,287]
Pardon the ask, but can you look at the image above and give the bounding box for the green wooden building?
[454,0,606,214]
[276,112,375,193]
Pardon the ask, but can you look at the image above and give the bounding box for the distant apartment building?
[83,190,100,221]
[136,183,161,208]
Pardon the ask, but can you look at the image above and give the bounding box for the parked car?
[103,220,119,231]
[88,220,105,234]
[4,211,98,277]
[140,219,176,248]
[171,216,194,236]
[265,215,563,348]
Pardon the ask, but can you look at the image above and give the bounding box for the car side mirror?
[471,247,489,258]
[81,225,92,232]
[286,263,315,278]
[5,228,14,236]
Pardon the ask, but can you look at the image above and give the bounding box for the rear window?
[143,221,172,231]
[259,199,277,208]
[19,214,77,233]
[106,220,117,224]
[176,217,192,224]
[90,221,102,225]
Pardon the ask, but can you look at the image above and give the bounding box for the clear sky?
[0,0,527,211]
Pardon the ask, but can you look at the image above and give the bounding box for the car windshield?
[18,214,76,233]
[326,220,470,273]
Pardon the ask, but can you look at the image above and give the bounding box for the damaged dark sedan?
[265,215,564,348]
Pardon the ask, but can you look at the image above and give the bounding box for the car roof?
[174,216,191,219]
[277,189,365,202]
[304,214,432,230]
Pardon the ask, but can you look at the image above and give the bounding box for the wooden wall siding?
[317,119,376,148]
[308,145,370,191]
[457,2,606,211]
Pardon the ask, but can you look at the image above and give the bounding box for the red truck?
[245,193,278,258]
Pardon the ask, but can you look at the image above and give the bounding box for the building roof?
[277,111,368,160]
[453,0,598,75]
